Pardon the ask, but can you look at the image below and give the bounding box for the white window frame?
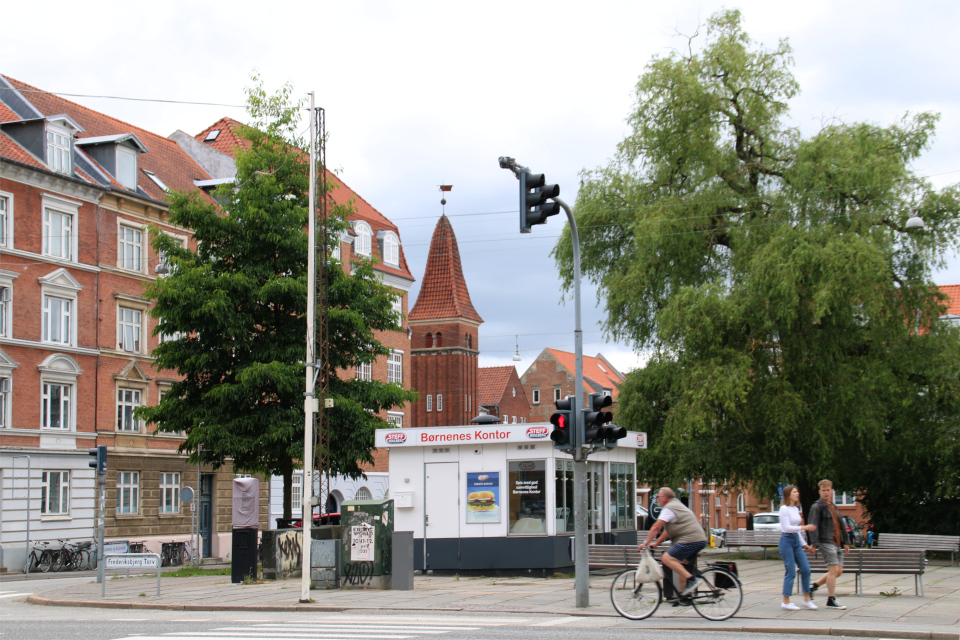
[387,412,403,428]
[41,470,70,515]
[117,306,143,353]
[117,387,142,432]
[0,376,9,428]
[355,487,372,500]
[46,125,72,174]
[42,295,72,345]
[383,232,400,267]
[426,395,432,412]
[291,472,303,513]
[42,208,74,261]
[117,471,140,515]
[834,490,857,507]
[356,361,372,381]
[437,394,443,412]
[39,268,81,347]
[554,386,562,402]
[116,146,138,190]
[37,354,80,431]
[41,381,72,430]
[353,221,372,257]
[736,493,746,514]
[387,350,403,385]
[118,223,144,272]
[160,472,181,513]
[0,190,12,248]
[0,282,11,339]
[532,387,540,404]
[391,294,402,325]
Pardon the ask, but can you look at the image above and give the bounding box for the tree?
[142,78,417,519]
[556,10,960,523]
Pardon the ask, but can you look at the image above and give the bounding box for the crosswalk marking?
[112,618,489,640]
[531,617,586,626]
[0,591,31,599]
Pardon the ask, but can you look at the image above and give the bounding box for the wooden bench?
[723,530,783,559]
[588,544,663,570]
[876,533,959,566]
[799,548,926,596]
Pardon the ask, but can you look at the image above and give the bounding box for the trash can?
[231,477,260,583]
[340,499,394,589]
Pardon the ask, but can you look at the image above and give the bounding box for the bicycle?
[611,560,743,621]
[161,541,185,567]
[24,541,57,573]
[182,539,196,566]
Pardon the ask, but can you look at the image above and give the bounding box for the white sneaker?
[801,601,818,610]
[781,602,801,611]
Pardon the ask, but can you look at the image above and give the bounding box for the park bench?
[875,533,959,566]
[801,548,926,596]
[723,530,783,559]
[588,543,662,571]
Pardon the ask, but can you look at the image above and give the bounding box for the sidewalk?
[24,557,960,640]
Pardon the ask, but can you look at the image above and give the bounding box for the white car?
[752,512,781,530]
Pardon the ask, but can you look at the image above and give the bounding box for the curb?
[25,595,959,640]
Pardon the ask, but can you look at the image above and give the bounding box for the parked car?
[841,515,865,547]
[752,512,781,530]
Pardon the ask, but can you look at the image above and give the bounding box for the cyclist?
[639,487,708,597]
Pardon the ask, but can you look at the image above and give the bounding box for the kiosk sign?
[466,472,501,523]
[526,426,549,439]
[376,425,647,448]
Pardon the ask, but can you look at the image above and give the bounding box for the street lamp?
[905,216,925,231]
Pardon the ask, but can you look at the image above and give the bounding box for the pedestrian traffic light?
[88,445,107,475]
[550,395,574,449]
[519,170,560,233]
[582,393,613,445]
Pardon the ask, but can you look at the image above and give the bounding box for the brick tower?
[408,215,483,427]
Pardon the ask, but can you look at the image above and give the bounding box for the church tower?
[408,215,483,427]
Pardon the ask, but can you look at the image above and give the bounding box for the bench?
[588,544,663,570]
[876,533,959,566]
[723,530,783,559]
[799,548,926,596]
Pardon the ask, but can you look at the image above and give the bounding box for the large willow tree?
[555,10,960,525]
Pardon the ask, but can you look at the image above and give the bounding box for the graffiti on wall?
[276,530,302,574]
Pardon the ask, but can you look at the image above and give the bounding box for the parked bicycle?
[24,541,56,573]
[160,541,186,567]
[182,539,197,566]
[610,559,743,621]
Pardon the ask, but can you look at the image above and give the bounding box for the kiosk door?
[424,463,459,569]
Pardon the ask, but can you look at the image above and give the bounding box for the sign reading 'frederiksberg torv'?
[375,424,647,449]
[105,554,160,569]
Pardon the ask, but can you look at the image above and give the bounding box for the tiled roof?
[545,348,625,400]
[194,118,414,282]
[940,284,960,316]
[1,75,213,202]
[409,215,482,323]
[477,366,517,407]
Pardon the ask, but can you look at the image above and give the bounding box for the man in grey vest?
[639,487,708,596]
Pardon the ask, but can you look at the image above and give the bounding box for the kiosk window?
[610,463,637,530]
[555,460,574,533]
[508,460,546,534]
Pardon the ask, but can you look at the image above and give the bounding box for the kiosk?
[376,422,646,575]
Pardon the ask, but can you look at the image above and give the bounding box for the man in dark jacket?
[808,479,851,609]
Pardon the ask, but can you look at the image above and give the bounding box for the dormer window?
[384,232,400,267]
[46,128,72,174]
[75,133,147,192]
[116,148,138,189]
[353,221,372,256]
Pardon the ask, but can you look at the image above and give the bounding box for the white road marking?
[0,592,31,599]
[531,617,587,626]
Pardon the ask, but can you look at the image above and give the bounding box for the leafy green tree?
[142,78,416,518]
[557,10,960,522]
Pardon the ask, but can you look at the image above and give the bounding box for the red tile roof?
[477,366,517,407]
[545,349,625,400]
[940,285,960,316]
[409,215,482,323]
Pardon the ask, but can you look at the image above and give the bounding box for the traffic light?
[549,395,574,449]
[88,445,107,475]
[519,170,560,233]
[582,393,613,445]
[600,423,627,449]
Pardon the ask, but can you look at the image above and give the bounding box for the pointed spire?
[409,215,482,323]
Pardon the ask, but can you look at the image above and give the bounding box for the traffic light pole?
[96,473,105,584]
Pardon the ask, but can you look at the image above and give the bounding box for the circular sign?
[180,486,195,503]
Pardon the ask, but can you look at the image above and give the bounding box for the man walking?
[808,479,851,609]
[639,487,708,596]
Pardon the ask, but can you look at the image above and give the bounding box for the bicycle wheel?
[610,569,662,620]
[690,567,742,621]
[52,549,68,572]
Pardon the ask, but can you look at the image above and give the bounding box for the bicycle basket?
[708,561,738,588]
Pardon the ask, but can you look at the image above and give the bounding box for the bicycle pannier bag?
[635,548,664,583]
[709,561,738,588]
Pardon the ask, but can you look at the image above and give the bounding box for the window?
[42,296,72,345]
[46,129,72,173]
[435,333,442,347]
[356,487,372,500]
[356,361,372,381]
[426,333,433,348]
[554,386,561,402]
[142,170,168,192]
[117,388,142,432]
[437,394,443,412]
[426,395,433,412]
[532,387,540,404]
[0,286,9,337]
[160,472,180,513]
[835,490,857,506]
[736,493,746,513]
[387,350,403,384]
[391,295,402,325]
[383,232,399,267]
[353,221,372,256]
[609,463,636,531]
[508,460,546,535]
[43,208,73,260]
[602,388,612,398]
[512,386,516,397]
[0,192,10,247]
[117,471,140,514]
[116,147,138,190]
[41,383,71,429]
[512,416,517,424]
[118,225,143,271]
[0,377,9,428]
[117,307,142,353]
[291,473,303,513]
[387,413,403,428]
[41,471,69,515]
[466,334,472,349]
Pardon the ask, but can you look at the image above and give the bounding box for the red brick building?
[520,348,625,423]
[477,365,529,424]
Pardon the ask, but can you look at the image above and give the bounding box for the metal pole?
[301,91,317,603]
[13,456,30,575]
[197,445,201,564]
[97,474,105,583]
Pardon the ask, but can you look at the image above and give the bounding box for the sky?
[4,0,959,376]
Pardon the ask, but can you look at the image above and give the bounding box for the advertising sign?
[375,425,646,449]
[350,523,375,561]
[466,472,501,524]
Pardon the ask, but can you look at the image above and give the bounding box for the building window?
[383,232,399,267]
[554,386,561,402]
[356,361,372,381]
[356,487,372,500]
[435,333,443,347]
[508,460,546,535]
[466,334,472,349]
[291,473,303,513]
[0,376,9,428]
[0,286,9,337]
[118,225,143,271]
[46,129,72,174]
[437,394,443,412]
[834,490,857,507]
[391,295,402,326]
[42,296,72,345]
[117,307,143,353]
[116,147,138,190]
[117,471,140,514]
[41,471,70,515]
[160,472,180,513]
[331,237,342,260]
[117,388,142,432]
[41,383,71,429]
[736,493,746,514]
[532,387,540,404]
[353,221,372,256]
[387,413,403,428]
[609,463,636,531]
[426,395,433,412]
[0,192,10,247]
[426,333,433,348]
[43,208,74,260]
[602,388,612,398]
[387,350,403,384]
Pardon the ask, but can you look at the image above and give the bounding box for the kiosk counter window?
[555,460,574,534]
[610,463,637,530]
[508,460,546,534]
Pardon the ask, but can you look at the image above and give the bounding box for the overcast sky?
[5,0,959,375]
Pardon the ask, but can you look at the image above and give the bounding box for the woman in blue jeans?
[779,485,818,610]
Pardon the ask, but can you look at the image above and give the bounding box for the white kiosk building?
[375,422,646,575]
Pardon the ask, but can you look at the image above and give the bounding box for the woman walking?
[779,485,818,610]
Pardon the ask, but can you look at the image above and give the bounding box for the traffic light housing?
[88,445,107,475]
[549,395,574,450]
[582,393,613,445]
[519,170,560,233]
[600,423,627,449]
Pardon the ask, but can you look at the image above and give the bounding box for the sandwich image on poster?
[466,472,501,523]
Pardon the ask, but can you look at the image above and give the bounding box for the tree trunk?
[281,459,293,521]
[798,478,819,522]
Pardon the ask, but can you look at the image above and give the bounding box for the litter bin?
[231,477,260,583]
[340,499,394,589]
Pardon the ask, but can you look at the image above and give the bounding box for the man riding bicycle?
[639,487,708,596]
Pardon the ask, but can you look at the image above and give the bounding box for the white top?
[779,504,805,542]
[658,507,677,523]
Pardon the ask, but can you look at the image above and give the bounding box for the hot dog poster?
[466,472,501,523]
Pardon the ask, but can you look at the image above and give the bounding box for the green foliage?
[559,10,960,524]
[140,76,416,515]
